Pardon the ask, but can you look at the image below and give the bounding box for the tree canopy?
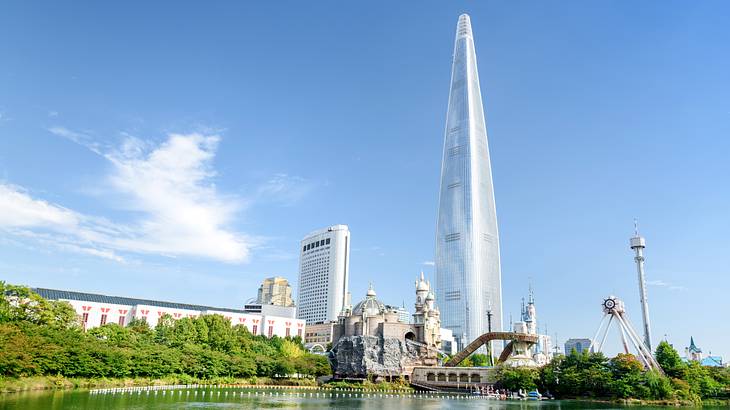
[0,282,330,380]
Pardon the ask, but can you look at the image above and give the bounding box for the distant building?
[304,322,336,353]
[564,338,593,355]
[33,288,305,339]
[256,276,294,307]
[684,337,724,367]
[440,328,457,355]
[385,303,411,324]
[243,303,296,319]
[296,225,350,324]
[685,336,703,361]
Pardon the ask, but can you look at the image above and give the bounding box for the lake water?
[0,386,712,409]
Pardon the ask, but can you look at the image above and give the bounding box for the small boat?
[527,389,542,400]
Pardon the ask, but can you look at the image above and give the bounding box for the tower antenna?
[630,220,653,351]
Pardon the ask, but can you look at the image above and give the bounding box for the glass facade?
[435,14,502,351]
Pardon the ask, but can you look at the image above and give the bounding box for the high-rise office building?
[435,14,503,350]
[296,225,350,324]
[564,338,593,355]
[256,276,294,307]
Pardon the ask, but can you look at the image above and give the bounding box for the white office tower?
[296,225,351,324]
[435,14,503,351]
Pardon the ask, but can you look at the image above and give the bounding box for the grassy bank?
[0,375,317,393]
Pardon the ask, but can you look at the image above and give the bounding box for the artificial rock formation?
[328,274,442,379]
[329,335,437,379]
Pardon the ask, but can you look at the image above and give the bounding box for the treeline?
[0,282,330,381]
[496,345,729,404]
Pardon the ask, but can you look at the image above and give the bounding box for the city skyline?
[435,14,503,350]
[1,2,729,358]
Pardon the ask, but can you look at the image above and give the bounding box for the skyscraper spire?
[435,14,503,352]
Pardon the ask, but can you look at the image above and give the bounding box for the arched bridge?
[444,331,539,367]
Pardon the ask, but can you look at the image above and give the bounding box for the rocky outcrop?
[329,335,435,379]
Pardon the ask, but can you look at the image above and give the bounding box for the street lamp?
[487,302,494,366]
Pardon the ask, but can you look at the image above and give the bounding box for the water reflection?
[0,387,714,410]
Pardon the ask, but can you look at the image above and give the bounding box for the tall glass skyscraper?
[435,14,502,351]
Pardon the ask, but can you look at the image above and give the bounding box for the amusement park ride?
[588,223,663,373]
[589,296,663,372]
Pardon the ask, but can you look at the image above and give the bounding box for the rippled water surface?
[0,387,712,409]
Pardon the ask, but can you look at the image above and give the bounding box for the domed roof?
[416,271,429,292]
[426,290,435,301]
[352,284,385,316]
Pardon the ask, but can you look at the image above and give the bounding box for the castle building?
[506,287,553,367]
[684,337,724,367]
[685,337,703,362]
[329,273,443,379]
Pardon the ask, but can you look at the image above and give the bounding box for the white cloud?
[646,279,668,287]
[647,279,686,291]
[48,126,104,155]
[256,173,316,206]
[1,132,251,263]
[102,133,249,262]
[0,184,79,228]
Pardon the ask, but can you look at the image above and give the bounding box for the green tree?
[154,314,176,345]
[202,314,235,352]
[89,323,135,346]
[645,369,673,400]
[0,281,335,382]
[655,340,686,379]
[684,361,722,398]
[471,353,488,367]
[608,354,646,398]
[497,366,539,391]
[170,317,198,347]
[0,324,36,376]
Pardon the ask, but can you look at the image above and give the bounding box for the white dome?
[416,271,429,291]
[352,285,384,316]
[352,297,385,317]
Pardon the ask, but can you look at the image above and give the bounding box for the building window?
[326,238,330,244]
[252,325,258,335]
[82,313,89,327]
[100,314,107,326]
[268,326,273,337]
[118,316,125,326]
[298,329,302,337]
[286,327,291,337]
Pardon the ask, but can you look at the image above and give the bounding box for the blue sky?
[1,1,729,358]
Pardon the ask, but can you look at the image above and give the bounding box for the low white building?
[34,288,305,339]
[440,328,457,355]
